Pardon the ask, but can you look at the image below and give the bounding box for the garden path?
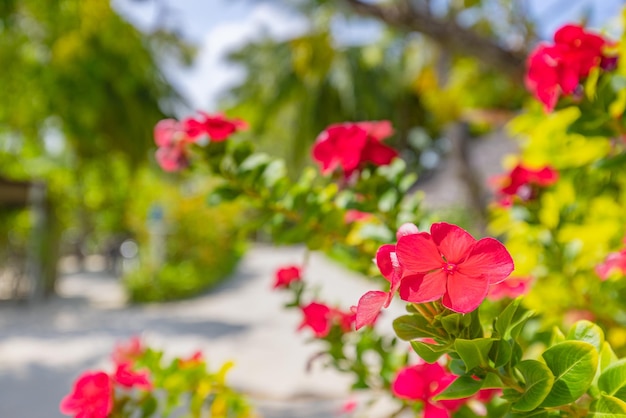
[0,244,405,418]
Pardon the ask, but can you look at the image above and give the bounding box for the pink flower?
[312,121,398,177]
[596,249,626,280]
[153,113,247,172]
[154,119,195,172]
[113,362,152,390]
[356,223,514,328]
[112,336,144,365]
[273,265,302,289]
[339,398,358,414]
[298,302,356,337]
[396,222,514,313]
[355,223,421,330]
[60,371,113,418]
[183,112,247,142]
[355,244,405,329]
[178,350,205,368]
[526,24,609,112]
[299,302,332,337]
[344,209,373,224]
[332,308,356,333]
[392,362,465,417]
[488,276,532,300]
[495,164,559,205]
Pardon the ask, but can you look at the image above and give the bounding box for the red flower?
[153,112,247,171]
[112,336,144,365]
[154,119,194,172]
[488,276,532,300]
[298,302,332,338]
[332,308,356,333]
[312,121,398,177]
[344,209,373,224]
[596,249,626,280]
[526,24,609,112]
[183,112,247,142]
[113,362,152,390]
[355,223,421,330]
[298,302,356,337]
[178,350,205,368]
[273,265,302,289]
[60,371,113,418]
[396,222,514,313]
[392,362,465,417]
[494,164,558,206]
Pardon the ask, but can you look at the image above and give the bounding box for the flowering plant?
[135,15,626,418]
[60,338,254,418]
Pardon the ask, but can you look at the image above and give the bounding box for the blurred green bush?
[123,169,246,303]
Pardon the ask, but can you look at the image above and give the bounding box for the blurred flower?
[344,209,373,224]
[60,371,113,418]
[596,248,626,280]
[273,265,302,289]
[493,163,558,206]
[332,307,356,333]
[153,112,247,171]
[526,24,609,112]
[178,350,205,368]
[339,398,358,415]
[299,302,333,337]
[299,302,356,337]
[488,276,532,300]
[154,119,194,172]
[112,336,144,365]
[396,222,514,313]
[113,362,152,390]
[312,121,397,177]
[184,112,248,142]
[392,362,465,417]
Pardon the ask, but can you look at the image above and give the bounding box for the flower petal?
[460,238,514,284]
[392,366,427,401]
[398,270,447,304]
[396,232,442,274]
[442,272,489,313]
[430,223,476,264]
[355,291,388,330]
[375,244,397,282]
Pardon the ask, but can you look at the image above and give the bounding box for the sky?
[112,0,626,113]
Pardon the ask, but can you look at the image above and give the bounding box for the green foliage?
[123,170,246,303]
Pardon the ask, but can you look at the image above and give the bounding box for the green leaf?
[441,313,463,336]
[589,394,626,417]
[482,372,504,389]
[550,326,566,346]
[512,360,555,412]
[495,297,521,336]
[434,375,483,401]
[495,297,533,339]
[207,185,241,206]
[454,338,494,372]
[567,320,605,352]
[141,394,158,418]
[510,410,550,417]
[601,342,620,373]
[489,339,513,368]
[410,340,450,363]
[393,315,441,341]
[540,341,599,407]
[599,359,626,401]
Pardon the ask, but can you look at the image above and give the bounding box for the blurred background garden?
[1,0,622,302]
[1,0,625,417]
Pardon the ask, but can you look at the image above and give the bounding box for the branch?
[343,0,526,83]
